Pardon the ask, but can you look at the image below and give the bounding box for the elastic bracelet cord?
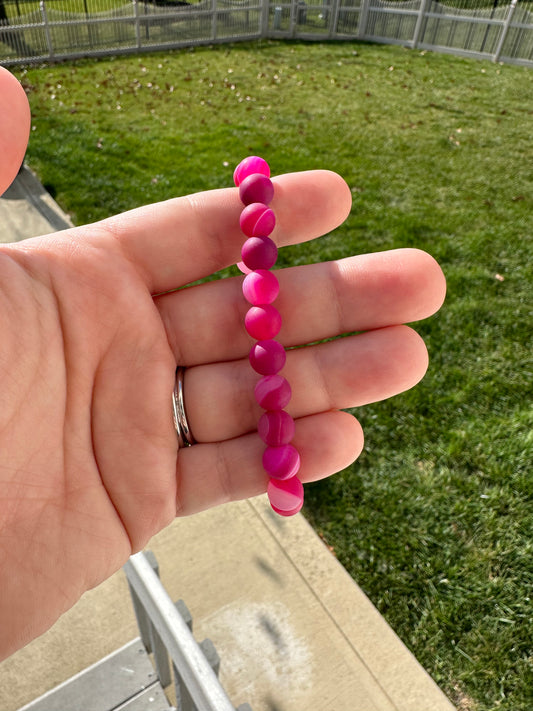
[234,156,304,517]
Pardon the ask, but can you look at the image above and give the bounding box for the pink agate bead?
[245,304,281,340]
[242,269,279,305]
[241,236,278,271]
[249,339,286,375]
[263,444,300,480]
[258,410,295,446]
[267,476,304,517]
[240,203,276,238]
[255,374,291,410]
[233,156,270,187]
[239,174,274,206]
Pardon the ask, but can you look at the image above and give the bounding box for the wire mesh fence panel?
[498,0,533,61]
[360,0,421,44]
[214,0,262,40]
[135,1,261,46]
[336,0,363,35]
[0,0,139,61]
[420,0,511,56]
[267,0,361,37]
[0,3,46,62]
[137,3,210,47]
[268,0,312,33]
[293,2,333,35]
[0,0,532,65]
[47,5,137,54]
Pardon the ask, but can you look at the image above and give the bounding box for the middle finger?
[184,324,428,443]
[157,248,444,366]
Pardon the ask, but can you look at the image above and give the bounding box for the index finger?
[96,170,352,294]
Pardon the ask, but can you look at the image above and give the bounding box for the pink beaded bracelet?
[234,156,304,517]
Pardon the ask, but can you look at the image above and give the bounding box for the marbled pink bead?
[233,156,270,187]
[240,203,276,238]
[255,374,291,410]
[239,174,274,206]
[263,444,300,480]
[249,339,286,375]
[242,269,279,305]
[258,410,295,446]
[267,476,304,517]
[241,236,278,271]
[245,304,281,340]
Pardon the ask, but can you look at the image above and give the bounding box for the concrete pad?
[0,498,455,711]
[0,166,73,243]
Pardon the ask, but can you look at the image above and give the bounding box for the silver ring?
[172,367,195,448]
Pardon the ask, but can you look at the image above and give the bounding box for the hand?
[0,72,446,660]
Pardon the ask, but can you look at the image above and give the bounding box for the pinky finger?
[175,410,363,516]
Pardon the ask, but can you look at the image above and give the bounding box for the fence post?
[412,0,431,49]
[493,0,519,62]
[39,0,54,60]
[133,0,141,48]
[289,0,296,37]
[261,0,270,37]
[329,0,340,37]
[357,0,371,39]
[211,0,217,40]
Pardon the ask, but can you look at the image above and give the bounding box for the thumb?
[0,67,31,196]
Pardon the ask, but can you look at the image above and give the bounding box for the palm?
[0,172,445,659]
[0,227,176,654]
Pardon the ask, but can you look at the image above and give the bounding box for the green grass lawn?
[13,40,533,711]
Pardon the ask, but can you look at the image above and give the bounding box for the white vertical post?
[493,0,519,63]
[329,0,340,37]
[133,0,141,48]
[211,0,217,40]
[39,0,54,59]
[289,0,297,37]
[412,0,431,49]
[357,0,371,39]
[260,0,270,37]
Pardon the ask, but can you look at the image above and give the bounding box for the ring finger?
[183,323,428,443]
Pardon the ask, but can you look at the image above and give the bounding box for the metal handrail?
[123,552,237,711]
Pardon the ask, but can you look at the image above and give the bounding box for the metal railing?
[124,551,252,711]
[1,0,531,66]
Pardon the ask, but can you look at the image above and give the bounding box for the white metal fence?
[1,0,532,66]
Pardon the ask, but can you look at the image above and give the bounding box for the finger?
[176,410,362,516]
[96,170,352,294]
[0,68,31,195]
[185,325,427,443]
[158,248,445,366]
